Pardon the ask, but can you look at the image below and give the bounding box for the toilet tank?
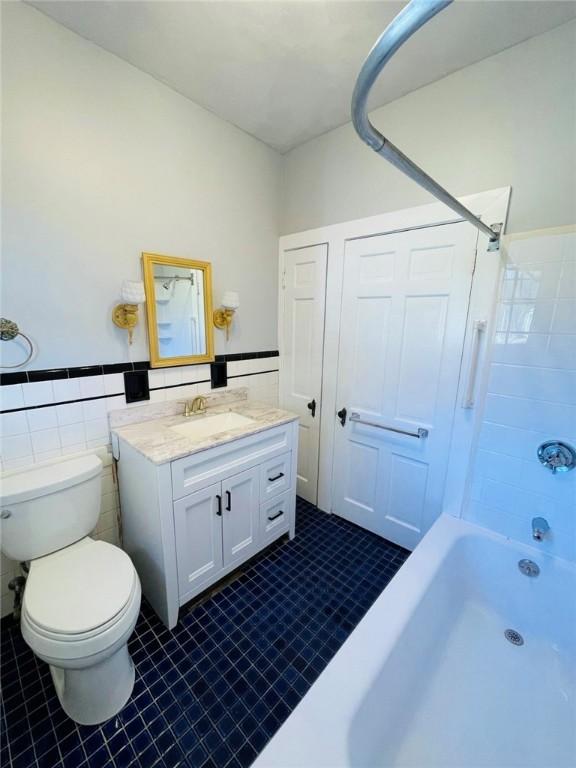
[0,455,103,561]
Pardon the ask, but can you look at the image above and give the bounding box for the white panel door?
[174,482,223,599]
[222,466,260,568]
[281,244,327,504]
[332,222,477,549]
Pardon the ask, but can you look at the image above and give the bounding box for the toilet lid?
[24,539,136,635]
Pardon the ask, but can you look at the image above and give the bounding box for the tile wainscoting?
[0,353,280,618]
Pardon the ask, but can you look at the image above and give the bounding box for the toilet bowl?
[0,455,142,725]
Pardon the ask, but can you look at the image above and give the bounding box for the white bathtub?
[254,515,576,768]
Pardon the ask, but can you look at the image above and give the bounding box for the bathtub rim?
[252,513,576,768]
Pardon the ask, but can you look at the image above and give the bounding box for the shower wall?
[464,229,576,562]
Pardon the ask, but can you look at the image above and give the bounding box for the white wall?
[464,229,576,561]
[1,2,281,369]
[281,20,576,237]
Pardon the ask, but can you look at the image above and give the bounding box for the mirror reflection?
[142,253,214,367]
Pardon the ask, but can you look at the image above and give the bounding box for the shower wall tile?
[464,230,576,562]
[0,386,25,411]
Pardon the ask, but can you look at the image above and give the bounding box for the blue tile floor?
[1,498,409,768]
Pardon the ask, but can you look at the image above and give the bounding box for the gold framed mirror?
[142,252,214,368]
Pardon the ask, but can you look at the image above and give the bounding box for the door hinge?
[281,269,286,290]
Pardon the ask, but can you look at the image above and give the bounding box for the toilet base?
[50,642,135,725]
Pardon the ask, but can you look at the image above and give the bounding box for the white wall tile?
[26,406,58,432]
[551,299,576,334]
[0,411,28,437]
[558,260,576,298]
[79,375,105,398]
[52,378,81,402]
[148,369,166,389]
[178,384,197,399]
[483,394,576,436]
[1,433,33,460]
[56,402,84,425]
[22,380,54,407]
[164,368,182,387]
[186,364,210,383]
[465,231,576,562]
[149,389,166,403]
[31,428,61,454]
[491,333,549,367]
[2,455,34,471]
[85,418,109,441]
[82,398,107,421]
[0,385,24,411]
[488,364,576,404]
[59,422,86,447]
[61,442,87,456]
[106,395,126,413]
[34,448,63,463]
[104,373,124,395]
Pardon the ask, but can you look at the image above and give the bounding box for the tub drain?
[504,629,524,646]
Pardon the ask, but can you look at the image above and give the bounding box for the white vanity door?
[174,482,223,600]
[222,466,260,569]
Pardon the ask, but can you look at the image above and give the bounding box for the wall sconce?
[213,291,240,341]
[112,280,146,344]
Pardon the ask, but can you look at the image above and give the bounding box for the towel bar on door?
[349,412,429,439]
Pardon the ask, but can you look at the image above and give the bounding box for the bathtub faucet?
[532,517,550,541]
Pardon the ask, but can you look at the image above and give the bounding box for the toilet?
[0,455,141,725]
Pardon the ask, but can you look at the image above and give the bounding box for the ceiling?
[28,0,576,153]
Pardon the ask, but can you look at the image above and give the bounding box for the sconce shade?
[221,291,240,310]
[121,280,145,304]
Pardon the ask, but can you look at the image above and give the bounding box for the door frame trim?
[279,186,511,517]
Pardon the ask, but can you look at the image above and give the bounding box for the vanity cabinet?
[115,419,298,629]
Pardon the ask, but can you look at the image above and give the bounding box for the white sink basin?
[170,411,255,441]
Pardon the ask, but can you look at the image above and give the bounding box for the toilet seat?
[21,538,141,662]
[24,537,136,635]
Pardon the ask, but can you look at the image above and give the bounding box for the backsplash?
[0,352,279,470]
[0,352,280,618]
[464,230,576,561]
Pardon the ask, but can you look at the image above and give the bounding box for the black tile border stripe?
[0,351,279,386]
[0,368,279,413]
[228,370,279,380]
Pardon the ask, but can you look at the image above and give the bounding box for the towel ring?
[0,318,35,368]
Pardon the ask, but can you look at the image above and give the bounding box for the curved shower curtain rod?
[352,0,501,248]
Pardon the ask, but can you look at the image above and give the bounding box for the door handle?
[307,398,317,418]
[268,510,284,521]
[216,494,222,517]
[337,407,347,426]
[225,490,232,511]
[268,472,284,482]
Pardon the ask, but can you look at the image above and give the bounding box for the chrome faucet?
[532,517,550,541]
[183,396,207,417]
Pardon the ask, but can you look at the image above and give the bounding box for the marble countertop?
[111,397,298,465]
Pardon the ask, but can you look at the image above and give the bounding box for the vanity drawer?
[260,451,291,501]
[260,491,291,545]
[171,423,293,500]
